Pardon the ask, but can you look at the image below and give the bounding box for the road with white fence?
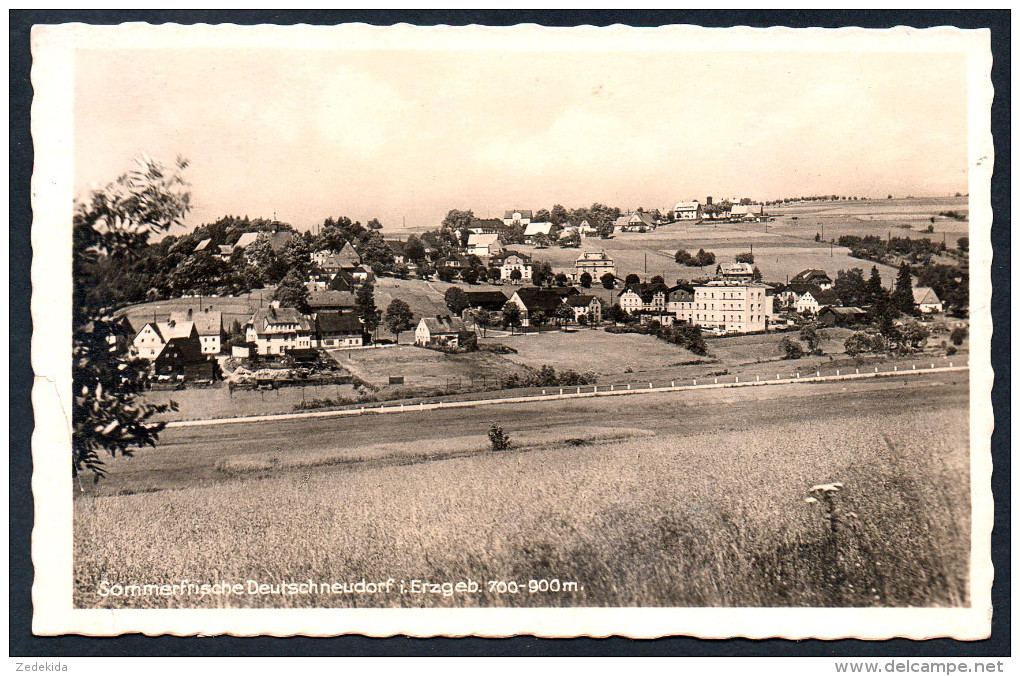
[166,359,968,430]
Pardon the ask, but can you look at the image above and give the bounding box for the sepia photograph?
[28,21,995,640]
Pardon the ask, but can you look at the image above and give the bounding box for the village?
[107,196,967,414]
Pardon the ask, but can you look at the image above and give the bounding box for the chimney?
[707,196,713,206]
[187,308,193,320]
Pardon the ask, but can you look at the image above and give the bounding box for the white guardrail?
[166,361,969,429]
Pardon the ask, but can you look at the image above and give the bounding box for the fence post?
[756,374,759,382]
[949,362,953,367]
[875,367,878,373]
[836,369,840,376]
[796,373,800,378]
[627,383,631,390]
[856,368,859,374]
[542,389,546,395]
[671,380,675,388]
[420,402,425,411]
[735,376,739,383]
[648,382,652,389]
[559,388,563,395]
[400,403,404,411]
[577,387,581,394]
[714,377,718,384]
[594,385,598,393]
[931,363,934,369]
[611,384,615,391]
[894,365,897,372]
[912,364,916,370]
[693,379,697,386]
[816,371,820,377]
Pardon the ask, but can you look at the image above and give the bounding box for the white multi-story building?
[684,280,770,333]
[574,250,616,280]
[497,251,533,283]
[673,201,702,221]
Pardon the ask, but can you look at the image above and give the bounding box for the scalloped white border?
[29,22,995,639]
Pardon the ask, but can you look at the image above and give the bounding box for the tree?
[752,266,763,282]
[278,236,311,275]
[957,237,969,253]
[735,252,755,264]
[384,299,415,343]
[799,325,824,353]
[441,209,475,232]
[675,248,693,265]
[273,267,311,314]
[866,266,886,305]
[833,268,868,307]
[461,267,480,285]
[650,274,665,285]
[501,301,523,334]
[532,233,551,248]
[554,272,569,286]
[72,156,191,481]
[780,337,805,359]
[555,303,575,326]
[550,204,569,226]
[355,283,380,334]
[367,217,383,230]
[534,208,551,223]
[624,273,641,287]
[405,234,426,263]
[605,303,628,324]
[601,273,616,290]
[245,233,279,284]
[436,266,456,283]
[950,326,968,346]
[444,286,469,315]
[509,268,523,284]
[579,271,592,288]
[695,249,716,267]
[892,262,916,315]
[532,260,553,286]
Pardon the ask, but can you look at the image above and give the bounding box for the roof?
[513,286,580,313]
[234,232,261,249]
[820,306,868,316]
[667,283,695,302]
[504,210,533,219]
[462,290,510,310]
[731,204,765,216]
[788,282,826,298]
[524,222,554,236]
[315,311,362,335]
[566,294,600,307]
[250,307,312,333]
[194,237,213,252]
[151,320,196,342]
[337,241,362,267]
[720,263,755,276]
[420,316,467,335]
[576,250,613,263]
[618,212,656,227]
[267,231,294,253]
[469,218,504,229]
[791,269,832,283]
[169,309,222,337]
[913,286,942,305]
[467,233,501,247]
[619,282,670,303]
[307,289,356,309]
[494,250,532,264]
[327,270,356,291]
[674,201,701,210]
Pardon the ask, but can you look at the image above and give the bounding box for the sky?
[74,48,968,234]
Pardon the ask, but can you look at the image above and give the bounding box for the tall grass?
[74,408,968,609]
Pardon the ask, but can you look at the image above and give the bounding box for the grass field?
[74,375,969,609]
[328,344,530,390]
[116,288,275,333]
[142,383,360,422]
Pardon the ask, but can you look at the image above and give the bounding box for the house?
[385,240,408,264]
[133,319,198,360]
[233,231,261,251]
[151,326,209,380]
[503,209,533,226]
[193,237,213,254]
[245,306,313,356]
[84,315,136,354]
[786,284,840,315]
[523,221,554,243]
[306,289,357,314]
[352,264,375,284]
[266,230,294,254]
[575,250,616,280]
[618,282,670,318]
[818,306,869,327]
[313,312,363,348]
[791,269,834,290]
[217,244,235,260]
[564,295,603,323]
[690,280,770,333]
[415,316,470,348]
[730,204,765,221]
[467,233,503,258]
[568,218,597,235]
[495,251,533,283]
[507,286,580,326]
[461,290,511,314]
[437,253,470,272]
[169,308,223,355]
[667,283,696,324]
[673,201,702,221]
[719,262,755,281]
[912,287,944,314]
[615,212,657,232]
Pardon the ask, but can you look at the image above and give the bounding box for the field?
[116,288,275,333]
[328,344,530,391]
[508,197,968,288]
[74,374,970,609]
[142,383,359,422]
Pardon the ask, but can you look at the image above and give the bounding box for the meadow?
[74,376,970,609]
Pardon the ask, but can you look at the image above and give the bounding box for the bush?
[488,424,511,452]
[946,345,958,356]
[950,326,967,346]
